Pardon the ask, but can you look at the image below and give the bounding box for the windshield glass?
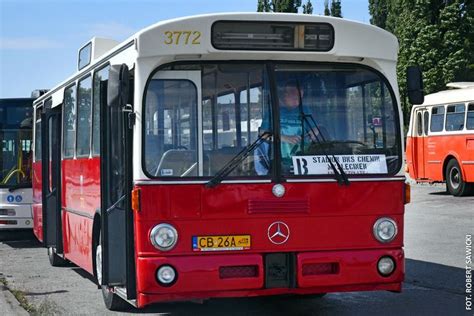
[143,62,400,179]
[144,63,273,178]
[0,100,33,187]
[274,64,400,176]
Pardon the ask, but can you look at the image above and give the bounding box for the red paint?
[132,180,405,308]
[406,134,474,182]
[60,157,100,274]
[35,152,405,308]
[32,161,43,242]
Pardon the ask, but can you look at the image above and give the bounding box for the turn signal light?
[404,183,411,204]
[131,188,141,212]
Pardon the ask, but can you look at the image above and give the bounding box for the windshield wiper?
[301,113,350,186]
[206,132,272,188]
[293,79,349,186]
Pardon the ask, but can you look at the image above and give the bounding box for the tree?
[302,0,313,14]
[368,0,473,122]
[330,0,342,17]
[324,0,331,16]
[257,0,313,14]
[324,0,343,17]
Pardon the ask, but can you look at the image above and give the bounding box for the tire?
[95,234,130,311]
[47,246,66,267]
[445,159,474,196]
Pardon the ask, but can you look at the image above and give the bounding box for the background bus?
[32,13,413,310]
[406,82,474,196]
[0,98,34,229]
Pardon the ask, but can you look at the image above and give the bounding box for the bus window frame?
[62,83,78,160]
[467,103,474,130]
[429,105,446,133]
[91,63,110,158]
[445,103,466,132]
[76,74,93,159]
[33,103,43,163]
[142,60,402,181]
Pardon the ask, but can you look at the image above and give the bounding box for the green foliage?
[324,0,331,15]
[330,0,342,17]
[368,0,473,122]
[257,0,314,14]
[303,0,313,14]
[323,0,342,17]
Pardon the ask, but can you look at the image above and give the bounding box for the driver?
[255,80,327,175]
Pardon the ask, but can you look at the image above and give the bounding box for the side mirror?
[108,64,130,108]
[406,66,424,105]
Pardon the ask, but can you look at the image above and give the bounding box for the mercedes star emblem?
[267,221,290,244]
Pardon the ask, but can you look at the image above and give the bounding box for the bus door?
[413,108,429,179]
[41,105,62,250]
[101,65,135,298]
[150,70,202,178]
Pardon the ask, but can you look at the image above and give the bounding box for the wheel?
[47,246,66,267]
[95,235,130,311]
[445,159,473,196]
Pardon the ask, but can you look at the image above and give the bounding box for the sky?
[0,0,370,98]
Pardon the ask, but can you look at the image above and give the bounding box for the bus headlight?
[150,224,178,251]
[373,218,397,243]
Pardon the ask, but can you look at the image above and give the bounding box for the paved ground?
[0,183,472,315]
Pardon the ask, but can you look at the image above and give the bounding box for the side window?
[466,103,474,130]
[423,111,429,135]
[144,79,198,177]
[92,66,109,156]
[445,103,465,131]
[63,84,77,158]
[34,106,42,161]
[76,76,92,157]
[430,106,445,132]
[240,87,264,147]
[416,112,423,136]
[217,93,236,148]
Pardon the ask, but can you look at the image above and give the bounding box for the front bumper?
[136,248,404,308]
[0,203,33,229]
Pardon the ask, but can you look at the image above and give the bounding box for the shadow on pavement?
[428,190,450,196]
[405,258,465,294]
[0,230,37,242]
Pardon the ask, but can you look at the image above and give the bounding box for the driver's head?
[280,80,304,109]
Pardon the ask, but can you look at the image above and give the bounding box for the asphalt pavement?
[0,183,472,315]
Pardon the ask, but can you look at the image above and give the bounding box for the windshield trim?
[141,60,402,181]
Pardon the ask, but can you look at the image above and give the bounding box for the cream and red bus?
[32,13,416,310]
[406,83,474,196]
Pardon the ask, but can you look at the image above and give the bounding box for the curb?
[0,285,29,316]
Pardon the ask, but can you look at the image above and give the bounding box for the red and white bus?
[406,83,474,196]
[32,13,413,310]
[1,98,34,229]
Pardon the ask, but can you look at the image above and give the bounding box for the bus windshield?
[0,100,33,188]
[144,62,400,179]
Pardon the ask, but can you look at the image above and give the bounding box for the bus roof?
[136,13,398,60]
[417,86,474,107]
[34,12,399,106]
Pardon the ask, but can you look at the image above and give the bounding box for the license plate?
[192,235,251,251]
